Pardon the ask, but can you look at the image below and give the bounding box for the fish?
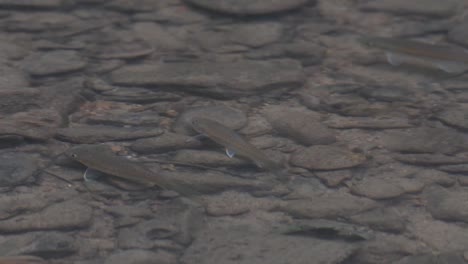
[65,144,198,196]
[359,36,468,73]
[190,117,286,173]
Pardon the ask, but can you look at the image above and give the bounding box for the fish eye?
[71,153,78,158]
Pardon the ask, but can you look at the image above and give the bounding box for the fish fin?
[225,148,236,158]
[385,51,405,66]
[83,168,104,182]
[432,60,468,74]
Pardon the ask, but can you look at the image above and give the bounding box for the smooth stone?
[105,0,160,12]
[131,22,188,51]
[0,88,40,114]
[21,50,86,76]
[290,145,366,170]
[439,164,468,173]
[0,199,92,233]
[448,18,468,47]
[4,12,77,32]
[276,191,378,219]
[204,191,279,216]
[110,59,305,99]
[182,0,312,15]
[324,116,413,129]
[0,0,65,8]
[358,85,414,102]
[360,0,460,17]
[181,227,356,264]
[0,109,62,142]
[133,5,207,25]
[314,170,352,187]
[435,105,468,131]
[393,153,468,166]
[131,132,201,154]
[350,177,407,200]
[348,207,406,233]
[0,232,76,257]
[228,22,284,48]
[261,106,336,146]
[173,149,248,167]
[381,127,465,154]
[159,170,274,194]
[281,219,374,241]
[424,186,468,223]
[104,249,177,264]
[55,125,163,143]
[91,40,154,60]
[395,252,467,264]
[172,105,247,135]
[0,65,29,91]
[0,153,38,187]
[82,110,161,127]
[98,87,181,104]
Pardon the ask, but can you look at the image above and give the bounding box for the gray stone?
[261,106,336,146]
[393,153,468,166]
[0,0,66,8]
[0,65,29,91]
[349,207,406,233]
[104,249,177,264]
[110,59,305,99]
[424,186,468,223]
[0,88,40,114]
[4,12,77,32]
[204,191,279,216]
[324,115,413,129]
[98,87,181,104]
[290,145,366,170]
[21,50,86,76]
[228,22,284,48]
[395,252,467,264]
[0,109,61,142]
[0,231,76,257]
[0,153,39,187]
[360,0,460,17]
[0,199,92,233]
[314,170,352,187]
[276,191,378,219]
[448,18,468,48]
[435,105,468,131]
[55,125,163,143]
[183,0,312,15]
[172,105,247,135]
[350,177,407,200]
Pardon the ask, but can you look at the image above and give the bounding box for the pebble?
[324,115,413,129]
[0,199,92,233]
[381,127,465,154]
[395,252,467,264]
[0,88,40,114]
[172,105,247,135]
[91,40,154,60]
[104,249,177,264]
[439,164,468,173]
[393,153,468,166]
[99,87,181,104]
[348,207,406,233]
[21,50,86,76]
[0,231,76,257]
[110,59,305,99]
[228,22,284,48]
[182,0,312,15]
[314,170,352,187]
[435,105,468,131]
[0,109,61,142]
[290,145,366,170]
[55,125,163,143]
[204,191,279,216]
[448,17,468,47]
[0,65,29,91]
[424,186,468,223]
[0,153,38,187]
[277,191,378,218]
[350,177,407,200]
[261,106,336,146]
[4,12,77,32]
[360,0,460,17]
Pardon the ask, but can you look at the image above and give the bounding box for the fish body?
[360,36,468,73]
[65,145,197,196]
[190,117,284,172]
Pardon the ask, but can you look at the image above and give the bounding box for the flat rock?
[172,105,247,135]
[0,88,40,114]
[0,199,92,233]
[98,87,181,104]
[0,231,76,257]
[350,177,407,200]
[104,250,177,264]
[324,116,413,129]
[183,0,312,15]
[204,191,279,216]
[448,18,468,47]
[276,191,378,218]
[0,0,65,8]
[360,0,460,17]
[131,132,200,154]
[395,252,467,264]
[228,22,284,48]
[4,12,77,32]
[181,224,356,264]
[91,40,154,60]
[314,170,352,187]
[21,50,86,76]
[348,207,406,233]
[424,186,468,223]
[55,125,163,143]
[290,145,366,170]
[0,64,29,90]
[110,59,305,99]
[0,153,39,187]
[261,106,336,146]
[393,153,468,166]
[435,105,468,131]
[439,164,468,173]
[381,127,465,154]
